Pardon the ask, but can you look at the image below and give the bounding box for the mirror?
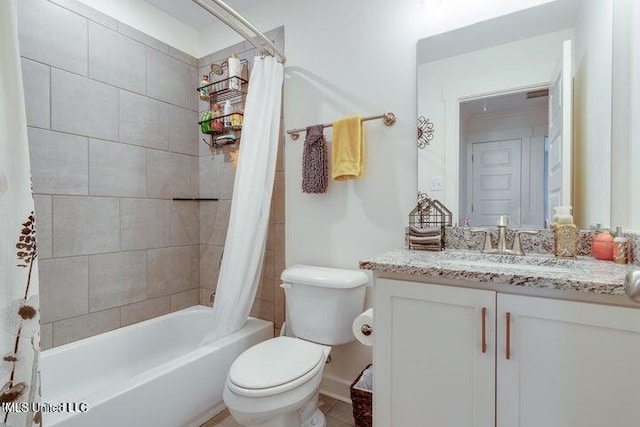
[417,0,614,229]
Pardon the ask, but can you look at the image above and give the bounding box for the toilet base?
[301,409,325,427]
[244,408,325,427]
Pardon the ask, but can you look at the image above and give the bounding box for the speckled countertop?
[360,249,637,297]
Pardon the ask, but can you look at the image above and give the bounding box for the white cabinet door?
[497,294,640,427]
[374,279,495,427]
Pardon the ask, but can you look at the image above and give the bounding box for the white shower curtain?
[206,56,284,342]
[0,1,42,426]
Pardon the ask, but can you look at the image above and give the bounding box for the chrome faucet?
[471,215,539,256]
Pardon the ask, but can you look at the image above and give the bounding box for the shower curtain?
[0,1,42,426]
[205,56,283,342]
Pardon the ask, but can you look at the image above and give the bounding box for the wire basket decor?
[406,195,452,251]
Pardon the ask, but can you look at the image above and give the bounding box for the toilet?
[223,265,368,427]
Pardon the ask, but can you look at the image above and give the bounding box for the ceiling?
[144,0,264,30]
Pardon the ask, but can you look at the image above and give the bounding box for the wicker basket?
[350,364,373,427]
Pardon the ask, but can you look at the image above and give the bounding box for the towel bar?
[287,112,396,140]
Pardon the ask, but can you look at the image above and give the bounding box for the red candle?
[593,232,614,260]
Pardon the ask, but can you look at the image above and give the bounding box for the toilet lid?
[228,337,325,391]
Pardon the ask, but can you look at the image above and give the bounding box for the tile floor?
[201,395,355,427]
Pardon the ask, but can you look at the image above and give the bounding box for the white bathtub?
[41,306,272,427]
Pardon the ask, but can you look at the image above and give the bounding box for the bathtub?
[41,306,273,427]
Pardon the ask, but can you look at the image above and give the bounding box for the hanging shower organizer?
[198,58,249,148]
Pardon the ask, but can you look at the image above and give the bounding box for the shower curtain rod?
[192,0,286,63]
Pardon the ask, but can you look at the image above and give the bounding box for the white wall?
[611,0,640,231]
[417,0,556,40]
[572,0,613,228]
[630,0,640,231]
[76,0,200,56]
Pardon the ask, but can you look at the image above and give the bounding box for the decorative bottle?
[199,75,210,101]
[228,53,241,91]
[552,206,577,258]
[223,100,232,127]
[613,226,628,264]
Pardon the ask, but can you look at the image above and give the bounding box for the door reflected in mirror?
[460,90,548,228]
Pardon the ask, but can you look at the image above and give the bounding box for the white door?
[471,139,522,227]
[497,294,640,427]
[547,39,573,220]
[374,279,495,427]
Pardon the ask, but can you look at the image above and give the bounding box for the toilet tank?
[281,265,368,345]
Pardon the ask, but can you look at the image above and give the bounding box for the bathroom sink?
[433,251,577,275]
[437,258,573,275]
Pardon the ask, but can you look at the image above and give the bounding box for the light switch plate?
[429,176,443,191]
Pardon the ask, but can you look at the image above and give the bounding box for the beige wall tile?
[276,125,285,172]
[266,220,275,252]
[212,200,231,246]
[119,90,169,150]
[28,128,88,195]
[121,198,170,250]
[200,288,215,307]
[147,246,191,298]
[275,283,286,328]
[89,139,146,197]
[38,256,88,323]
[170,289,200,312]
[147,150,191,198]
[199,201,219,245]
[89,251,147,312]
[199,245,223,290]
[33,195,52,260]
[259,250,275,302]
[51,69,118,140]
[40,323,53,351]
[120,297,170,327]
[219,153,236,200]
[170,105,199,155]
[198,154,220,199]
[275,223,285,278]
[274,171,285,224]
[171,201,199,246]
[190,245,200,289]
[53,308,120,346]
[190,155,199,198]
[52,196,120,257]
[250,298,274,323]
[19,0,89,75]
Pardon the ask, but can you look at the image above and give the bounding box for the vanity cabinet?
[374,279,496,427]
[374,278,640,427]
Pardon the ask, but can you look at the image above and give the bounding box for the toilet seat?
[227,337,326,398]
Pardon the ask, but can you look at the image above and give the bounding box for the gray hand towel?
[302,125,328,193]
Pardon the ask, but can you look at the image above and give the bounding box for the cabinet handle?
[481,307,487,353]
[506,312,511,360]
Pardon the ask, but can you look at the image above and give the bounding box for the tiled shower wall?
[197,28,287,334]
[21,0,286,348]
[20,0,201,349]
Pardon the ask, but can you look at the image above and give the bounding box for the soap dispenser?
[552,206,577,258]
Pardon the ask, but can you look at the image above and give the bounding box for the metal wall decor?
[417,116,435,148]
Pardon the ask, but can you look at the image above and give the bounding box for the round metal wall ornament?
[417,116,435,149]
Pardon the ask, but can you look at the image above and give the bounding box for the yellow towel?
[332,116,365,180]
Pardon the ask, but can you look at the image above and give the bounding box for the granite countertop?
[360,249,638,297]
